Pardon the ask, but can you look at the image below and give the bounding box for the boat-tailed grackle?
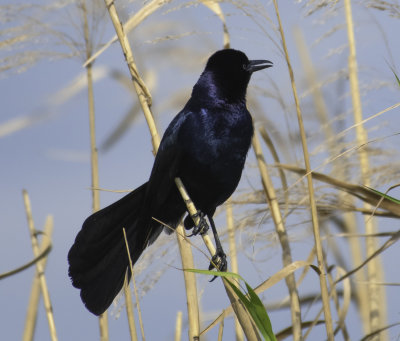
[68,49,273,315]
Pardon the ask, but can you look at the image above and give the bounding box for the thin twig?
[124,272,138,341]
[174,311,183,341]
[344,0,387,336]
[272,1,333,338]
[23,215,53,341]
[101,2,259,338]
[226,199,244,341]
[176,224,200,340]
[122,228,145,341]
[23,190,58,341]
[81,0,109,338]
[252,131,302,340]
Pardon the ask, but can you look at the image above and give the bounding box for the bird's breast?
[178,106,253,197]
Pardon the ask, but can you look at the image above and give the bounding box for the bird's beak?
[247,60,273,73]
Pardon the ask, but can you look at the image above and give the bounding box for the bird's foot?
[208,249,227,282]
[187,211,209,236]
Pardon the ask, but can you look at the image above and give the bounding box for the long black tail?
[68,182,160,315]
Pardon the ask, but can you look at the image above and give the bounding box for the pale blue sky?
[1,1,400,340]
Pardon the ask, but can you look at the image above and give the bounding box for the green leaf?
[389,66,400,88]
[364,186,400,204]
[224,278,277,341]
[184,268,277,340]
[245,282,276,340]
[184,268,243,280]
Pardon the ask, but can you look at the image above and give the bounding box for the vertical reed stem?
[123,228,146,340]
[82,0,109,338]
[23,215,54,341]
[124,273,138,341]
[174,311,183,341]
[23,191,58,341]
[252,131,302,340]
[176,225,201,340]
[344,0,387,338]
[272,0,333,338]
[226,199,244,341]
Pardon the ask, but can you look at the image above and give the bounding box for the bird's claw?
[187,211,209,236]
[208,250,227,282]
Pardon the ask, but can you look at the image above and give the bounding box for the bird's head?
[194,49,272,103]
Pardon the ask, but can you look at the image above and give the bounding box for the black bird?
[68,49,272,315]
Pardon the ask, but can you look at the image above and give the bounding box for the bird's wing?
[144,109,192,211]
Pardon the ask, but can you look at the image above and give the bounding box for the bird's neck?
[191,71,247,106]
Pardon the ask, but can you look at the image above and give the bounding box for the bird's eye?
[242,64,248,71]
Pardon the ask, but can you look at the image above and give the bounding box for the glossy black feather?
[68,49,272,315]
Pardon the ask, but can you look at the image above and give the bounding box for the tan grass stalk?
[102,1,257,338]
[123,228,146,340]
[200,0,230,48]
[81,0,109,337]
[221,280,261,341]
[174,178,217,257]
[84,0,173,67]
[103,0,159,152]
[131,269,145,340]
[294,27,370,330]
[217,318,224,341]
[23,215,53,341]
[226,199,244,341]
[344,0,387,336]
[329,267,351,339]
[101,2,203,337]
[175,224,201,340]
[22,190,58,341]
[84,0,229,67]
[252,131,302,340]
[174,311,183,341]
[258,126,289,213]
[276,164,400,217]
[272,1,333,338]
[201,260,313,336]
[175,178,262,341]
[334,230,400,286]
[123,273,138,341]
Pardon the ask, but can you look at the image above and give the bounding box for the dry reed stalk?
[252,131,302,340]
[123,273,139,341]
[176,224,201,340]
[102,1,203,336]
[84,0,229,67]
[102,1,258,337]
[272,0,333,339]
[23,215,53,341]
[202,260,313,336]
[221,280,262,341]
[123,228,146,341]
[22,190,58,341]
[217,318,224,341]
[226,199,244,341]
[294,28,370,331]
[174,178,217,257]
[328,267,351,340]
[174,311,183,341]
[103,0,159,152]
[81,1,109,338]
[131,269,145,340]
[175,178,263,341]
[343,0,387,337]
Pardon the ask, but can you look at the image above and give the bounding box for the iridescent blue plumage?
[68,49,272,315]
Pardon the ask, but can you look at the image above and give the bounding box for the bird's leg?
[187,211,209,236]
[207,215,227,282]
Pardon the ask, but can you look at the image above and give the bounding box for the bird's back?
[176,100,254,213]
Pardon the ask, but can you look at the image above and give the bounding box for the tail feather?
[68,182,157,315]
